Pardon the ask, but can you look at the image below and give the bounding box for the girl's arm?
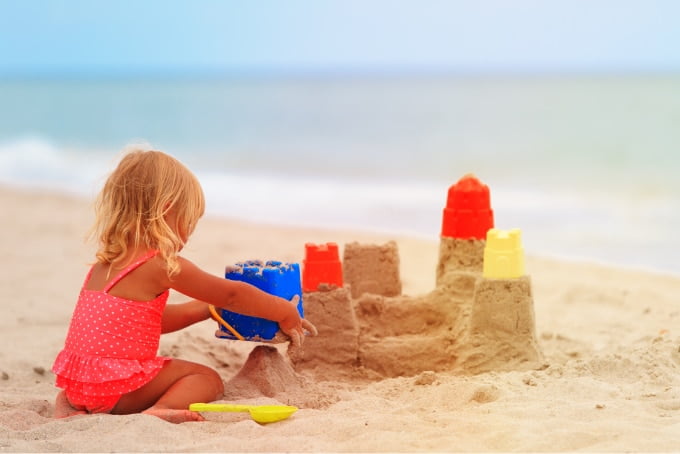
[160,257,317,345]
[161,300,210,334]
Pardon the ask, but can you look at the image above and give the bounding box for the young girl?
[52,148,317,424]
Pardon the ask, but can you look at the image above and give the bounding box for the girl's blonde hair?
[91,148,205,277]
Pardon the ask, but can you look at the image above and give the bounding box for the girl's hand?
[278,295,318,347]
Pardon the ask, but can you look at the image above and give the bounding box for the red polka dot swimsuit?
[52,250,170,413]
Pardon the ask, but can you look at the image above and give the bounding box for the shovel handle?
[189,403,250,413]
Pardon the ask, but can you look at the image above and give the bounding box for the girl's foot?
[54,391,87,418]
[142,406,205,423]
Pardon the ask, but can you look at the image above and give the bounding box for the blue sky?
[1,0,680,76]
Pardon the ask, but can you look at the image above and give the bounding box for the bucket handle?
[208,304,245,341]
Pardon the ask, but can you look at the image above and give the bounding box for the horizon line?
[2,65,680,82]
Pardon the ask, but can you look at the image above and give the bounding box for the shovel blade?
[189,403,298,424]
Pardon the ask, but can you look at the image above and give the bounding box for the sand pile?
[225,345,306,398]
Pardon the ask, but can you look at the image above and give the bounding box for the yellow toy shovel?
[189,403,298,424]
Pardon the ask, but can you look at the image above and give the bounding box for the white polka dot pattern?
[52,251,170,403]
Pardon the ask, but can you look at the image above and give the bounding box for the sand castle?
[293,174,544,378]
[214,174,544,380]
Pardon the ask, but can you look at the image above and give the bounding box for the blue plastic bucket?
[215,260,304,341]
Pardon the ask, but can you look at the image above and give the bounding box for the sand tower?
[454,228,544,373]
[432,175,543,374]
[425,174,496,360]
[343,241,402,299]
[436,174,493,300]
[293,243,359,376]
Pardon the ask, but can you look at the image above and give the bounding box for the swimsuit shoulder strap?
[103,250,159,293]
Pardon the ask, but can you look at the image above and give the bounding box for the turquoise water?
[1,75,679,274]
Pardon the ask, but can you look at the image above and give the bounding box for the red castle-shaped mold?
[441,174,494,240]
[302,242,344,292]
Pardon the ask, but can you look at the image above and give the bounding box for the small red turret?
[441,174,494,240]
[302,242,343,292]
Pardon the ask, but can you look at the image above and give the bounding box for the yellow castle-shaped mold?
[483,228,525,279]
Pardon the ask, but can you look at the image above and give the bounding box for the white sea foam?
[1,135,678,276]
[0,137,107,196]
[198,170,444,235]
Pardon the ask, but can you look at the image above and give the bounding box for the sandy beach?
[1,185,679,453]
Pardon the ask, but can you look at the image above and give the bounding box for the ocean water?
[1,75,679,275]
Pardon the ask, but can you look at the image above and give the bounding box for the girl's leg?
[112,359,224,423]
